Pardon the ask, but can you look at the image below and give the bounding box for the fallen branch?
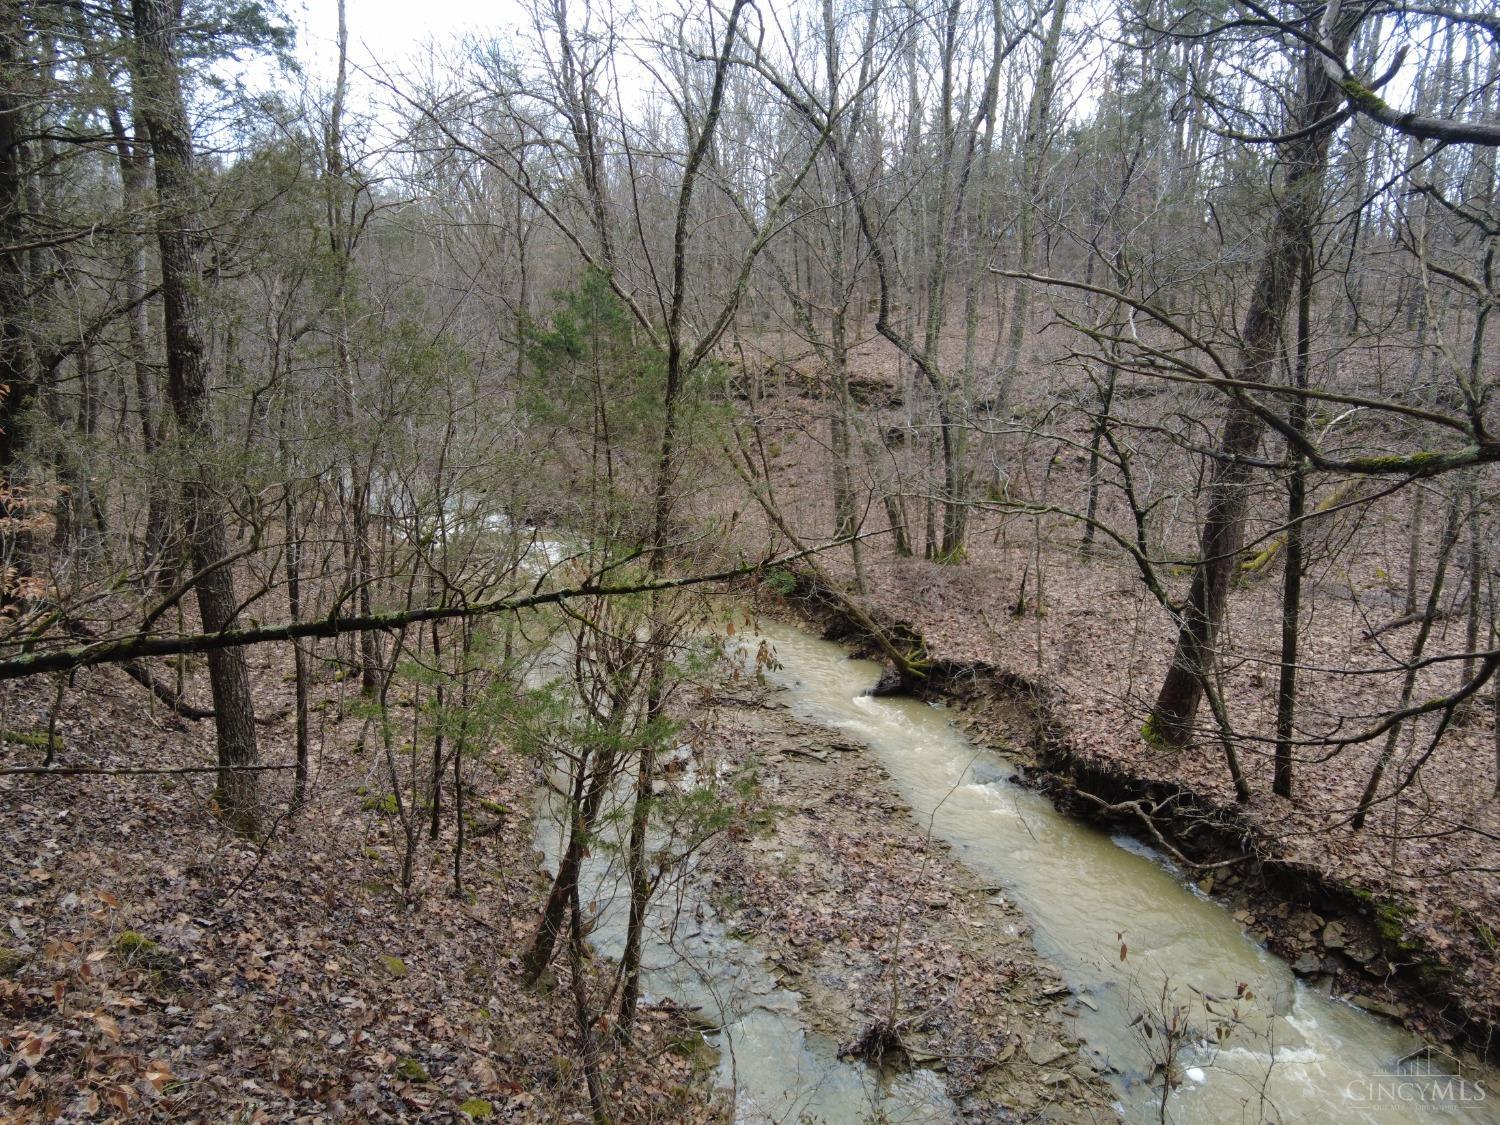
[63,616,292,725]
[64,617,210,721]
[0,544,840,683]
[1,763,297,777]
[1238,480,1356,575]
[1363,607,1460,640]
[1070,790,1251,873]
[705,693,776,709]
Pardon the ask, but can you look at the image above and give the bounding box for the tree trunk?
[1456,236,1493,724]
[829,310,856,545]
[429,615,445,839]
[522,749,613,983]
[93,60,172,581]
[1455,484,1481,726]
[1274,253,1313,798]
[1404,488,1425,617]
[285,481,310,808]
[1002,0,1068,399]
[1149,11,1360,746]
[1351,494,1462,828]
[567,881,608,1125]
[131,0,260,832]
[1326,22,1381,384]
[1493,585,1499,799]
[322,0,379,696]
[619,0,750,1035]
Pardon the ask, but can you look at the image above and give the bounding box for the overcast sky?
[285,0,530,80]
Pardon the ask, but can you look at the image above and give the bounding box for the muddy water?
[746,620,1499,1125]
[533,782,958,1123]
[528,658,957,1120]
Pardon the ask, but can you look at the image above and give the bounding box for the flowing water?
[534,785,957,1122]
[527,606,960,1122]
[742,619,1499,1124]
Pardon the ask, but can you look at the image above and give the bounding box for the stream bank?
[774,569,1500,1068]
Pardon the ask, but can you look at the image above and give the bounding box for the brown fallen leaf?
[145,1059,173,1091]
[94,1010,121,1042]
[15,1030,56,1068]
[67,1091,101,1116]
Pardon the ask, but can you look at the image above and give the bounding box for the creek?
[530,585,1497,1122]
[742,619,1499,1124]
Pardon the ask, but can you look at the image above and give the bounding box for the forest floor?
[739,387,1500,1058]
[0,651,720,1123]
[0,602,1116,1121]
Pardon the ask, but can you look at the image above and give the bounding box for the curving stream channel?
[534,601,1498,1123]
[742,619,1499,1124]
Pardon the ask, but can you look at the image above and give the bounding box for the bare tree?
[130,0,261,830]
[1148,3,1362,746]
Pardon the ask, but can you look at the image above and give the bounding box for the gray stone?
[1027,1038,1069,1067]
[1348,994,1407,1021]
[1291,952,1323,975]
[1346,939,1382,964]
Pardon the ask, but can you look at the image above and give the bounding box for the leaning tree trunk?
[618,0,750,1035]
[1149,11,1361,746]
[521,746,613,984]
[1351,494,1462,829]
[131,0,260,831]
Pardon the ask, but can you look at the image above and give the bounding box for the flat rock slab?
[1027,1037,1069,1067]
